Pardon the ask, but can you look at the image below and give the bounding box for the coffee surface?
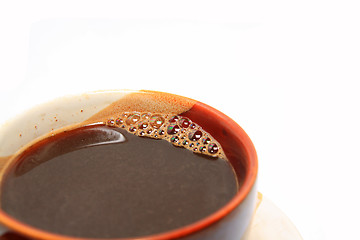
[0,124,238,238]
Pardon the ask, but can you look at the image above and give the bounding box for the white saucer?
[247,194,303,240]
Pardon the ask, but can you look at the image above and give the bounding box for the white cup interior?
[0,90,135,157]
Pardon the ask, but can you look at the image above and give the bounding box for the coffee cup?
[0,90,258,240]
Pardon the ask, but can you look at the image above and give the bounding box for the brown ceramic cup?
[0,90,258,240]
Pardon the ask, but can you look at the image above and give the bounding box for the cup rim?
[0,90,258,240]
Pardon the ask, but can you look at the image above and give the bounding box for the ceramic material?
[0,90,258,240]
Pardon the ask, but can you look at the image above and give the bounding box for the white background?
[1,1,359,240]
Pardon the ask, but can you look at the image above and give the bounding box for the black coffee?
[0,124,238,238]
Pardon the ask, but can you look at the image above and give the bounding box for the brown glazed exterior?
[0,91,258,240]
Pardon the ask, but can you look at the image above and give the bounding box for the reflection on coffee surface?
[0,111,239,238]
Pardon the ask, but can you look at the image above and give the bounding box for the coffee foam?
[87,91,225,158]
[105,112,225,158]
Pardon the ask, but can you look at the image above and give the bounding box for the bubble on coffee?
[106,112,225,158]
